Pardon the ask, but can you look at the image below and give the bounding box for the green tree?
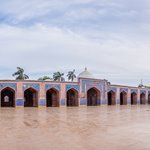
[53,72,65,82]
[38,76,52,81]
[67,69,76,82]
[12,67,29,80]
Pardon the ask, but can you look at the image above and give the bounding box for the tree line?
[12,67,77,82]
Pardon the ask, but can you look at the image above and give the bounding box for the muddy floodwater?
[0,106,150,150]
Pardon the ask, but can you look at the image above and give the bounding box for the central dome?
[78,68,95,79]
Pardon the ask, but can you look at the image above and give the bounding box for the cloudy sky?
[0,0,150,86]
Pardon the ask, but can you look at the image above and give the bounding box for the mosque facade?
[0,68,149,107]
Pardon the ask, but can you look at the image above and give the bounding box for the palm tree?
[53,72,65,82]
[38,76,52,81]
[67,69,76,82]
[12,67,29,80]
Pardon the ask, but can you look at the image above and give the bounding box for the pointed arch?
[148,94,150,104]
[67,88,78,107]
[108,90,116,105]
[1,87,15,107]
[140,93,146,104]
[46,88,59,107]
[87,87,100,106]
[24,87,38,107]
[131,92,137,105]
[120,91,127,105]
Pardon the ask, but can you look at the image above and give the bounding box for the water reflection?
[0,105,150,150]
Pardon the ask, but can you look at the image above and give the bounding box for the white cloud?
[0,0,150,86]
[0,23,150,86]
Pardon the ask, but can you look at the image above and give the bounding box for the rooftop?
[78,68,95,79]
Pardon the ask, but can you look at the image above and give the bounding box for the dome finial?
[78,67,94,79]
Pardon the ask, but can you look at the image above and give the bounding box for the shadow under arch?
[108,90,116,105]
[120,91,127,105]
[148,94,150,104]
[67,88,78,107]
[1,87,15,107]
[24,87,38,107]
[131,92,137,105]
[140,93,146,104]
[46,88,59,107]
[87,87,100,106]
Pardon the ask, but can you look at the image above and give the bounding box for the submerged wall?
[0,78,149,107]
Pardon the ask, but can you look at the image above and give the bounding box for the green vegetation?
[12,67,29,80]
[53,72,65,82]
[38,76,52,81]
[67,69,76,82]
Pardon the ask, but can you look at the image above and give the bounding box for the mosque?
[0,68,149,107]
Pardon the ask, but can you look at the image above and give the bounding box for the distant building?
[0,68,149,107]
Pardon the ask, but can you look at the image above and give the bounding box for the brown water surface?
[0,105,150,150]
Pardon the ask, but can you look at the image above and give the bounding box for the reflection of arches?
[108,91,116,105]
[140,93,146,104]
[1,87,15,107]
[148,94,150,104]
[24,88,38,107]
[120,91,127,105]
[131,92,137,105]
[46,88,59,107]
[87,88,100,106]
[67,89,78,107]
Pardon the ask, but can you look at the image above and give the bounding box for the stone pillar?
[16,82,24,107]
[148,92,150,104]
[104,90,108,105]
[116,88,120,105]
[137,89,140,104]
[127,89,131,105]
[101,82,107,105]
[39,83,46,107]
[60,83,66,107]
[79,80,87,106]
[100,91,103,105]
[146,90,148,104]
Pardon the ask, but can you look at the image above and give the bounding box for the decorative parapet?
[120,88,128,93]
[140,90,146,94]
[108,87,117,93]
[66,85,79,92]
[45,84,61,91]
[23,83,40,91]
[0,83,17,90]
[81,79,104,93]
[130,89,138,93]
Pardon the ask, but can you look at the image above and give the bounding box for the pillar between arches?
[116,88,120,105]
[137,89,140,104]
[16,83,24,107]
[146,91,148,104]
[127,90,131,105]
[60,84,66,107]
[39,83,46,107]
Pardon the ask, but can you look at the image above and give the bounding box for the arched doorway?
[46,88,59,107]
[131,92,137,105]
[120,91,127,105]
[1,87,15,107]
[108,91,116,105]
[67,89,78,107]
[148,94,150,104]
[140,93,146,104]
[87,88,100,106]
[24,88,38,107]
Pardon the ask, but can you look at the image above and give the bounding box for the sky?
[0,0,150,86]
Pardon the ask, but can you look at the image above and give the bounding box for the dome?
[78,68,95,79]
